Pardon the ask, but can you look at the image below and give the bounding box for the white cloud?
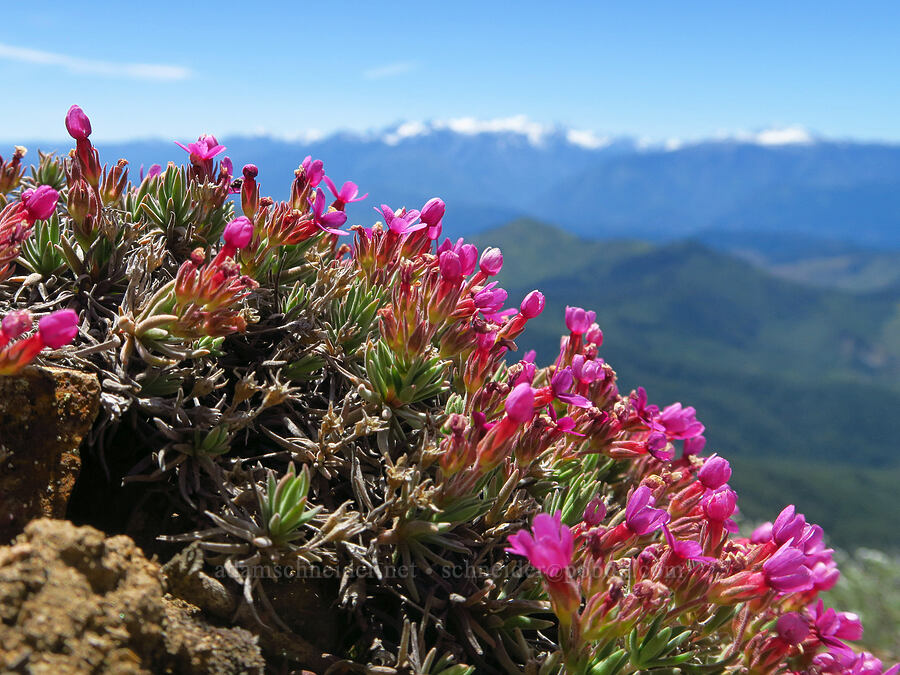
[362,61,417,80]
[0,42,191,81]
[383,121,429,145]
[753,126,814,146]
[434,115,551,145]
[566,128,611,149]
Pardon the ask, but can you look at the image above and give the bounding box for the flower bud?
[38,310,79,348]
[479,247,503,276]
[1,310,32,340]
[585,323,604,346]
[21,185,59,223]
[438,250,463,283]
[65,105,92,140]
[565,306,596,335]
[776,612,809,645]
[520,290,545,319]
[698,454,731,489]
[420,197,445,227]
[702,486,737,522]
[223,216,254,248]
[504,383,535,423]
[583,496,607,527]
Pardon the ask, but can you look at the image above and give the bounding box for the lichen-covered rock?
[0,366,100,543]
[0,519,265,674]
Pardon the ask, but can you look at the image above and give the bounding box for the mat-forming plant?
[0,105,896,675]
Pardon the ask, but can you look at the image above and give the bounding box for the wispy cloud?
[0,42,191,81]
[362,61,417,80]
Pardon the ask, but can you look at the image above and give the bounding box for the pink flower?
[175,134,225,161]
[519,290,545,319]
[698,453,731,489]
[565,306,596,334]
[438,250,464,284]
[776,612,809,645]
[625,485,669,535]
[658,402,705,439]
[583,496,607,526]
[301,156,325,187]
[772,505,806,546]
[323,176,368,210]
[310,188,349,235]
[376,204,424,235]
[473,283,507,314]
[223,216,254,249]
[663,525,715,563]
[420,197,445,227]
[584,323,604,346]
[479,247,503,276]
[763,542,813,593]
[1,309,31,341]
[437,239,478,274]
[506,511,573,578]
[810,599,864,647]
[571,354,604,384]
[683,435,706,456]
[751,521,774,543]
[549,367,591,408]
[20,186,59,223]
[65,105,92,140]
[37,310,78,349]
[702,485,738,524]
[505,383,536,423]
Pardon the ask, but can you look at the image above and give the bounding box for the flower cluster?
[0,105,894,674]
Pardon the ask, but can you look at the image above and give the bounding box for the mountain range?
[17,119,900,251]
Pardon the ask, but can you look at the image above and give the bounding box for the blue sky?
[2,1,898,142]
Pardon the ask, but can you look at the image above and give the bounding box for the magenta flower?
[65,104,92,140]
[810,599,864,648]
[625,485,669,535]
[550,367,591,408]
[583,496,607,527]
[175,134,225,161]
[663,525,715,563]
[776,612,809,645]
[479,247,503,276]
[571,354,604,384]
[223,216,254,248]
[658,402,705,439]
[1,310,31,341]
[702,485,738,524]
[683,435,706,456]
[143,164,163,181]
[750,522,773,544]
[763,542,813,593]
[301,156,325,187]
[438,250,464,284]
[646,431,675,461]
[437,238,478,274]
[506,511,573,578]
[520,290,545,319]
[37,310,78,349]
[310,188,349,235]
[323,176,368,210]
[505,383,536,423]
[698,453,731,489]
[473,283,508,314]
[21,186,59,223]
[772,505,806,546]
[811,559,841,591]
[376,204,424,235]
[584,323,603,346]
[420,197,445,227]
[565,306,596,335]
